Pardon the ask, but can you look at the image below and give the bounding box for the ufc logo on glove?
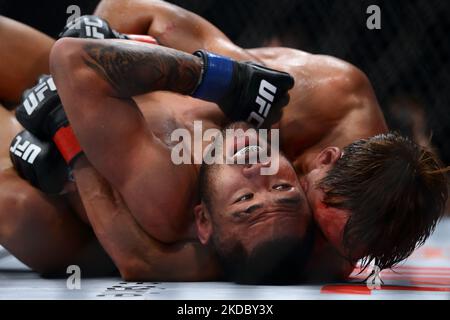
[192,50,294,128]
[9,135,42,165]
[65,16,107,39]
[23,77,57,115]
[248,80,277,128]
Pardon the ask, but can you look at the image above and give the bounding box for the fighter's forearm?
[80,39,202,98]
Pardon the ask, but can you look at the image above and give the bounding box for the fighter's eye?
[273,184,292,191]
[236,193,253,202]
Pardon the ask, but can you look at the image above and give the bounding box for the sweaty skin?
[93,0,387,279]
[0,0,387,281]
[50,39,385,282]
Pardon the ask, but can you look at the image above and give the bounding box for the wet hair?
[318,132,449,270]
[213,234,314,285]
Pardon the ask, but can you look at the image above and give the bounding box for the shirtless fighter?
[52,6,448,281]
[2,0,448,282]
[57,0,448,280]
[1,15,310,283]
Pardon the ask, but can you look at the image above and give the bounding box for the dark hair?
[319,132,449,270]
[214,235,314,285]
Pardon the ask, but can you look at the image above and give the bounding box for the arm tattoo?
[82,41,202,97]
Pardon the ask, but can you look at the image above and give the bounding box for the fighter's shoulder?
[250,47,366,87]
[248,47,310,68]
[250,47,348,66]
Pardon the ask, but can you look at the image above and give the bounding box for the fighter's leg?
[0,16,54,106]
[0,168,114,276]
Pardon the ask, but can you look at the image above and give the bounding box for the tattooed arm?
[50,38,202,243]
[81,40,202,98]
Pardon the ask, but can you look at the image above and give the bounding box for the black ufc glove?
[191,50,294,128]
[59,15,128,40]
[15,75,83,166]
[10,130,69,194]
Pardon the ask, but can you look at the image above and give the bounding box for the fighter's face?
[206,141,311,255]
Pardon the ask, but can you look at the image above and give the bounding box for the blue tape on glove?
[192,51,234,102]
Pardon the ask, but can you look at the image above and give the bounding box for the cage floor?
[1,219,450,300]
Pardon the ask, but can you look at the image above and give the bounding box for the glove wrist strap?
[191,50,234,102]
[52,126,83,165]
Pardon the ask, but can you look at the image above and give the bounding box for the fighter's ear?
[313,147,342,168]
[194,203,213,245]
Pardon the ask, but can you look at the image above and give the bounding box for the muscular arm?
[72,156,219,281]
[50,38,203,242]
[94,0,256,61]
[80,39,201,97]
[0,16,54,106]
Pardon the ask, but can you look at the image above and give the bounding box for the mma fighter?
[1,0,448,283]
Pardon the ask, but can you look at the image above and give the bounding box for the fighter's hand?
[15,75,82,166]
[16,75,63,139]
[192,50,295,128]
[59,15,158,44]
[10,130,69,195]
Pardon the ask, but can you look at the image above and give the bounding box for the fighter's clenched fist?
[192,50,295,127]
[59,15,129,40]
[15,75,82,168]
